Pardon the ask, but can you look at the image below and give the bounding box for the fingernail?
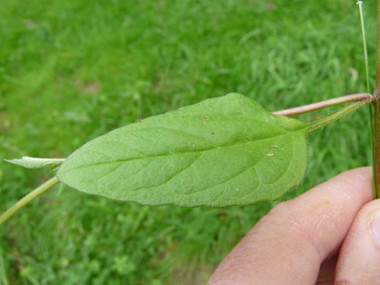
[370,210,380,245]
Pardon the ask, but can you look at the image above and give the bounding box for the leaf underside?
[5,157,65,169]
[57,93,363,207]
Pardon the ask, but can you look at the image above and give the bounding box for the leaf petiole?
[273,92,372,117]
[0,176,60,226]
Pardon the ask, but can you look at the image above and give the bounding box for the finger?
[335,199,380,283]
[207,167,373,285]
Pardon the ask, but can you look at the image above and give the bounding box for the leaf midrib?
[71,132,297,204]
[58,125,305,175]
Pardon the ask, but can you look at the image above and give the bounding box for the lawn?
[0,0,377,284]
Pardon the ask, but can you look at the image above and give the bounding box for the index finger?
[207,167,373,285]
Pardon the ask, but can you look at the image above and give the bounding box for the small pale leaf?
[57,93,366,207]
[5,157,66,169]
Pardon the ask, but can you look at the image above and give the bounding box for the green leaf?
[5,157,66,169]
[57,93,367,207]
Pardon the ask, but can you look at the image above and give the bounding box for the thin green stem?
[272,93,372,116]
[358,0,376,198]
[0,176,60,226]
[358,1,371,93]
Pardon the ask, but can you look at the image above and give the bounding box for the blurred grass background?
[0,0,377,283]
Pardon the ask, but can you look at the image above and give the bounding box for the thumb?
[335,199,380,283]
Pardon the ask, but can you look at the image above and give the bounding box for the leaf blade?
[57,93,364,207]
[5,157,66,169]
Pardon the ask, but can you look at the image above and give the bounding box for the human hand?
[207,167,380,284]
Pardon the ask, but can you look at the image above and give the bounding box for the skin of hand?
[207,167,380,284]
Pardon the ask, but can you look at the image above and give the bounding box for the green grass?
[0,0,377,283]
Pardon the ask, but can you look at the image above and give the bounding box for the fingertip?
[335,198,380,283]
[370,208,380,247]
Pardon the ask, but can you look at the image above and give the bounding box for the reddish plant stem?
[374,0,380,199]
[272,93,372,117]
[373,99,380,199]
